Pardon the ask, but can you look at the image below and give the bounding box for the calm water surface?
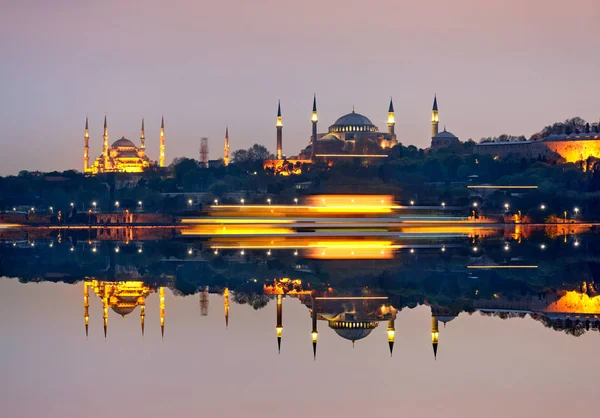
[1,233,598,418]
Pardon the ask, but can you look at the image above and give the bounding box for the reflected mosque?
[83,116,166,174]
[83,280,165,338]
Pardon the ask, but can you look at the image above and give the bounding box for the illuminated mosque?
[83,116,165,174]
[263,96,399,172]
[83,280,165,338]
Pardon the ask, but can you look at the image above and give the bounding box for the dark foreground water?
[1,231,599,417]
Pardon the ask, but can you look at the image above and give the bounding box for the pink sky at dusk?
[0,0,598,174]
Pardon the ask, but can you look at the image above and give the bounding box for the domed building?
[298,97,398,161]
[84,116,166,175]
[429,95,461,149]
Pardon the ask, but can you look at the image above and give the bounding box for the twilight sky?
[1,0,599,175]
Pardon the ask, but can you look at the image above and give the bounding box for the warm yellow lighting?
[311,331,318,342]
[387,329,395,342]
[276,326,283,338]
[311,112,318,123]
[276,116,283,127]
[387,113,395,124]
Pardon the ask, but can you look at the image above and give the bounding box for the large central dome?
[112,137,137,148]
[329,110,378,133]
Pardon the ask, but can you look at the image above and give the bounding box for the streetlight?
[410,200,415,206]
[574,207,580,217]
[70,202,74,208]
[115,201,120,209]
[138,201,143,211]
[49,206,53,213]
[214,199,219,205]
[267,198,272,205]
[504,203,510,210]
[441,202,446,209]
[294,198,298,205]
[540,204,546,210]
[92,201,97,213]
[188,199,193,207]
[472,202,478,208]
[240,199,245,205]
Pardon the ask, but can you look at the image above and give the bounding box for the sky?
[1,278,599,418]
[1,0,599,175]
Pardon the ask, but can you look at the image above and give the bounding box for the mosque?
[83,280,165,338]
[429,95,460,149]
[83,116,165,175]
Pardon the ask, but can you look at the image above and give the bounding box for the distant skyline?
[1,0,599,175]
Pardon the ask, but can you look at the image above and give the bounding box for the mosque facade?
[84,116,165,175]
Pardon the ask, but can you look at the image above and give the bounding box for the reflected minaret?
[102,291,108,340]
[276,101,283,160]
[387,97,395,135]
[431,316,439,360]
[84,117,90,172]
[84,282,89,338]
[140,299,146,338]
[311,95,318,161]
[140,118,146,157]
[200,286,209,316]
[160,287,165,339]
[224,288,230,329]
[311,296,318,360]
[387,319,395,356]
[276,294,283,354]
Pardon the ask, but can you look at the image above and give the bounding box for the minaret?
[276,294,283,354]
[84,117,90,172]
[311,95,318,161]
[103,115,109,167]
[431,316,439,360]
[431,95,439,138]
[223,287,230,329]
[224,126,230,167]
[84,282,90,338]
[276,101,283,160]
[311,296,318,360]
[387,319,395,356]
[387,97,395,136]
[200,286,209,316]
[140,300,146,338]
[159,287,165,339]
[159,116,165,168]
[140,118,146,157]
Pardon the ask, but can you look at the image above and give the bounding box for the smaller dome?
[112,137,137,148]
[319,133,342,142]
[434,315,457,324]
[434,130,458,139]
[111,305,137,316]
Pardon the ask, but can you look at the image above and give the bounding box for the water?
[1,231,598,417]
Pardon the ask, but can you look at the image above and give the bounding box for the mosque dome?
[329,110,378,133]
[434,129,458,139]
[328,320,379,342]
[434,315,457,324]
[112,137,137,148]
[111,305,137,316]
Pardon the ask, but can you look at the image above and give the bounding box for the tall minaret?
[431,95,439,138]
[83,282,90,338]
[103,115,109,167]
[140,118,146,157]
[84,117,90,172]
[431,316,439,360]
[102,292,109,340]
[387,319,395,356]
[159,116,165,168]
[311,296,318,360]
[276,101,283,160]
[311,95,318,161]
[276,294,283,354]
[387,97,395,136]
[224,126,230,167]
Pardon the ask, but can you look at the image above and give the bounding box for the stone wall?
[544,139,600,163]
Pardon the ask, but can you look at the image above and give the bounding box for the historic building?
[430,95,460,149]
[84,116,165,175]
[83,280,165,338]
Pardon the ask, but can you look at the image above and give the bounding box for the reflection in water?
[83,280,165,339]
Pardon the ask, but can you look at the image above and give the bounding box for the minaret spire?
[223,288,230,329]
[431,95,439,138]
[224,125,230,167]
[276,100,283,160]
[387,97,395,136]
[84,282,90,338]
[102,292,108,340]
[103,115,109,167]
[159,116,165,168]
[311,296,318,360]
[84,117,90,173]
[140,301,146,338]
[159,287,165,339]
[140,118,146,156]
[311,95,318,162]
